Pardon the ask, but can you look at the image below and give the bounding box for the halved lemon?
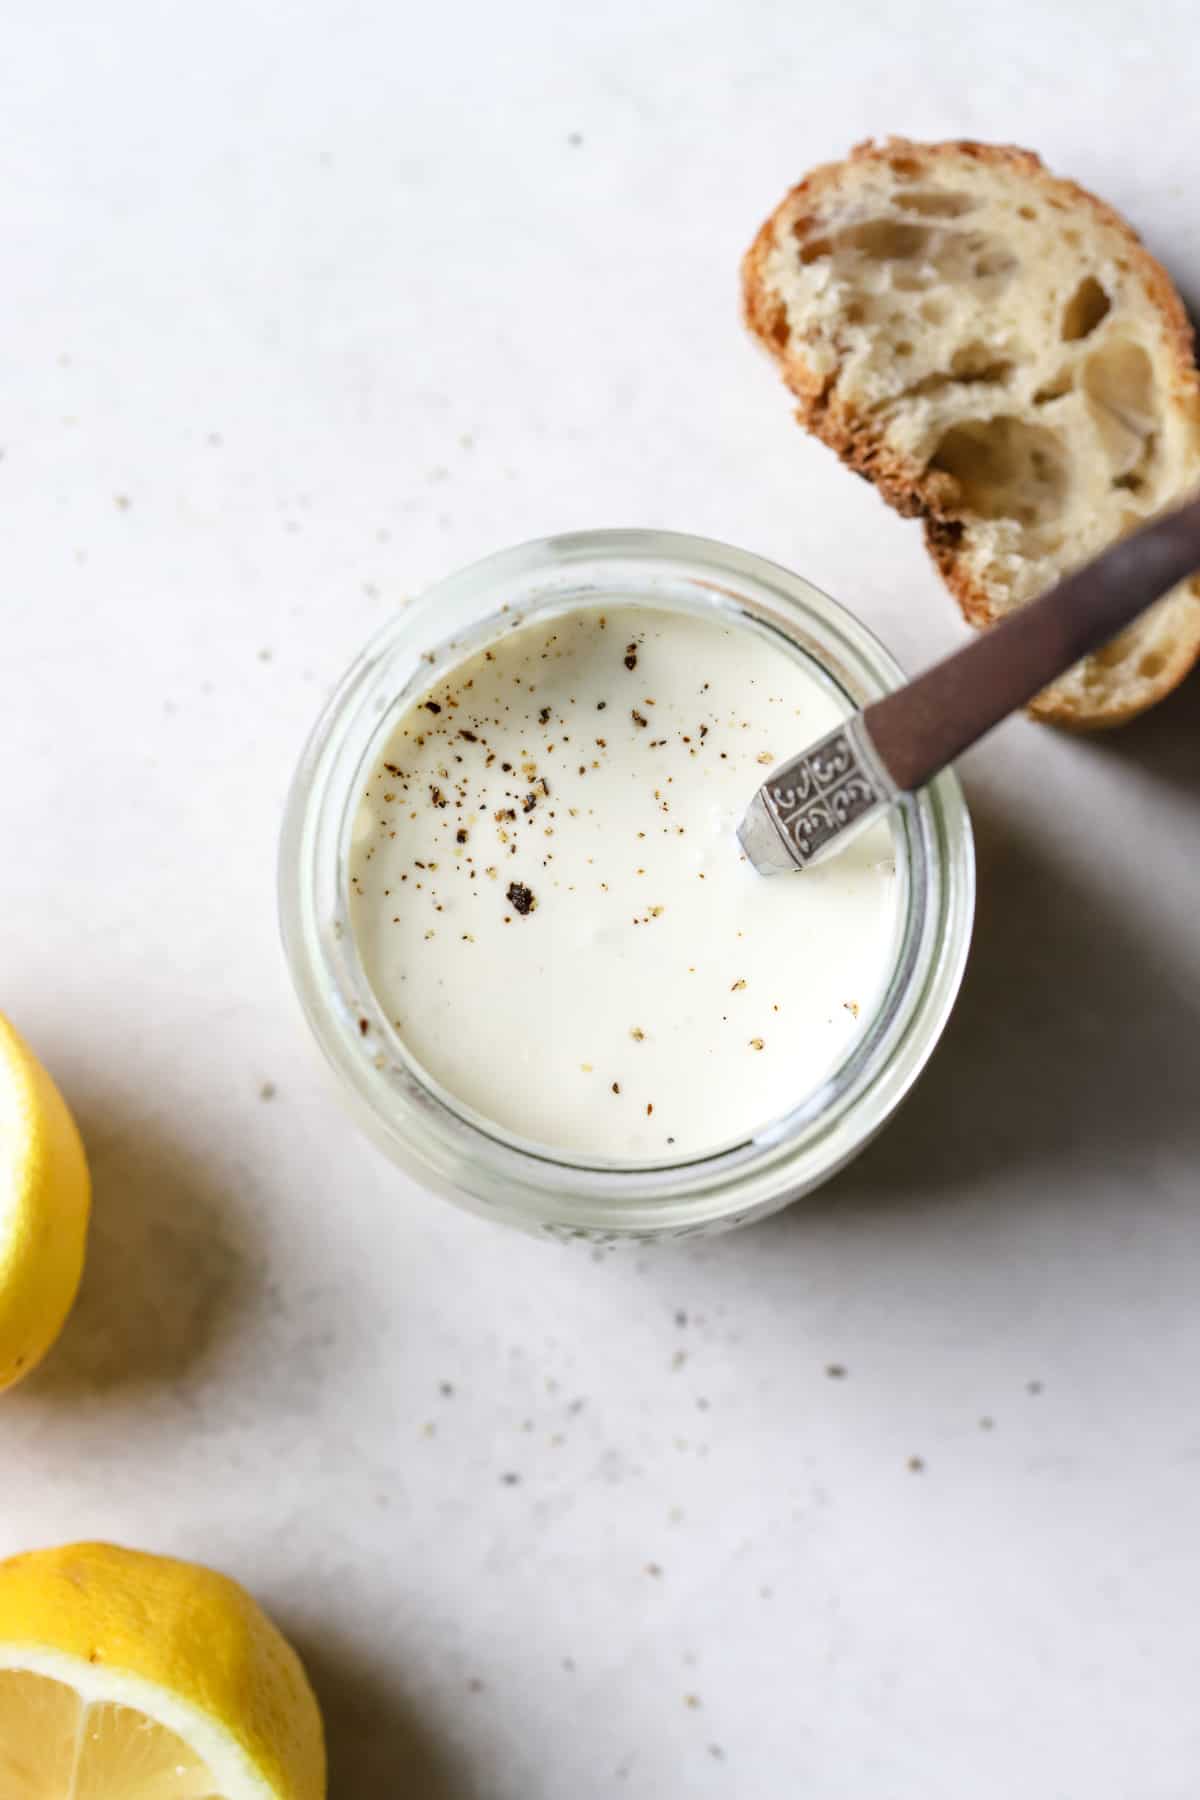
[0,1542,325,1798]
[0,1013,90,1390]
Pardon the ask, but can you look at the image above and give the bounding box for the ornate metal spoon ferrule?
[737,716,898,874]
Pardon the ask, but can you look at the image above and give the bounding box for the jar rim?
[279,529,975,1238]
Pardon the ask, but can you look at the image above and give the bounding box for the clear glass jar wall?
[279,531,974,1239]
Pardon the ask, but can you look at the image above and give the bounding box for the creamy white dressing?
[348,604,900,1159]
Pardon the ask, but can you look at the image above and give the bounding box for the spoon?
[738,497,1200,875]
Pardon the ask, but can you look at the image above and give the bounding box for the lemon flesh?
[0,1670,221,1798]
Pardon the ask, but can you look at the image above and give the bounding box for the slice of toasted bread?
[743,137,1200,725]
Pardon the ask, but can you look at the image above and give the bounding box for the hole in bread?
[891,268,932,292]
[767,303,790,349]
[972,248,1019,281]
[883,339,1012,404]
[1083,339,1156,428]
[798,234,831,265]
[900,358,1012,405]
[1033,370,1074,404]
[1138,650,1167,680]
[1061,276,1111,341]
[929,417,1068,524]
[888,155,921,178]
[950,343,1011,382]
[844,300,866,325]
[1018,205,1037,221]
[1063,229,1082,249]
[1091,628,1140,670]
[1084,342,1160,481]
[894,190,977,218]
[841,219,931,260]
[920,297,948,325]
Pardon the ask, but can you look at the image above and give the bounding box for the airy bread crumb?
[743,137,1200,726]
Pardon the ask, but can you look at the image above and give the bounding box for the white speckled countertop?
[5,3,1200,1794]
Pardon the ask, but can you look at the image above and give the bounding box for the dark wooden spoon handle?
[864,496,1200,792]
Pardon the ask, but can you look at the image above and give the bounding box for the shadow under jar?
[279,530,974,1240]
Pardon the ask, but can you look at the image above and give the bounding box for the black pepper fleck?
[507,881,536,915]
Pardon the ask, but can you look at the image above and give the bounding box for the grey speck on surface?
[258,1082,276,1101]
[825,1363,847,1379]
[567,130,583,146]
[501,1471,521,1486]
[1027,1379,1044,1395]
[907,1455,925,1473]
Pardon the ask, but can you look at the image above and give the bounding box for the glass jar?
[279,530,974,1240]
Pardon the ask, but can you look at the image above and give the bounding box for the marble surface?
[4,3,1200,1793]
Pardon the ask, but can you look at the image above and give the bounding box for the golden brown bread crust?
[742,136,1200,727]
